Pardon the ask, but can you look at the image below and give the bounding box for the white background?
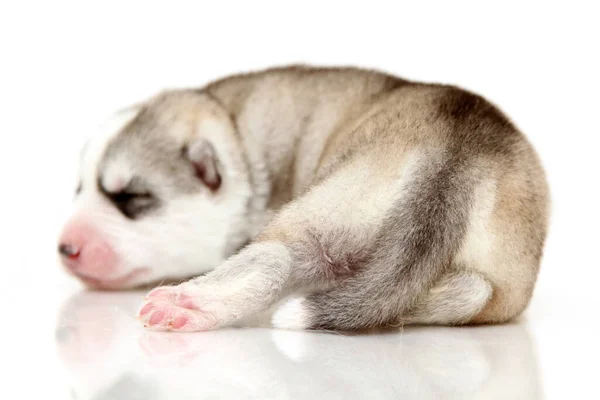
[0,1,598,398]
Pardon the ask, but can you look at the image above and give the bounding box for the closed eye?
[111,191,152,204]
[97,175,161,219]
[109,191,158,219]
[98,183,159,219]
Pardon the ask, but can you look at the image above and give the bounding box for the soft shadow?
[55,291,542,399]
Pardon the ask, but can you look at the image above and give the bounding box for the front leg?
[139,159,401,332]
[138,242,293,331]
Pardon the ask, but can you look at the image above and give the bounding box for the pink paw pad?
[138,286,219,332]
[172,315,188,329]
[149,311,165,325]
[139,302,154,316]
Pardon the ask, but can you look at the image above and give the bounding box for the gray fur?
[295,153,477,330]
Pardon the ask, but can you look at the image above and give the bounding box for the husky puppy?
[58,66,549,331]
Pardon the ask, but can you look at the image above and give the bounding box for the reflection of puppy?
[54,291,153,400]
[272,324,543,399]
[58,66,549,331]
[56,292,542,399]
[55,292,292,399]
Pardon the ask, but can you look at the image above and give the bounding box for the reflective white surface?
[54,291,542,399]
[3,277,597,399]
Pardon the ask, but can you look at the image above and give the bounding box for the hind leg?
[272,270,492,330]
[403,270,492,325]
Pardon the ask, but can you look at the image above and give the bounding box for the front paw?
[138,284,222,332]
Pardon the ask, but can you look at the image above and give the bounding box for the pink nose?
[58,243,81,260]
[58,219,118,280]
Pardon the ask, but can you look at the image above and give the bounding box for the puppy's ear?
[185,139,222,191]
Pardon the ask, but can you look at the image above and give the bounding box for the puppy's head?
[58,91,253,289]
